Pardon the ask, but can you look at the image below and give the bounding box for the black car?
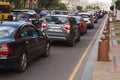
[41,15,81,46]
[8,9,37,21]
[16,12,41,28]
[0,21,50,72]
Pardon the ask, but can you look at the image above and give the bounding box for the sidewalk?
[92,15,120,80]
[81,14,108,80]
[81,14,120,80]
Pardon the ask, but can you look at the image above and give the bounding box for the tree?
[14,0,21,9]
[38,0,59,10]
[115,0,120,10]
[86,5,94,9]
[58,3,67,10]
[94,6,100,10]
[110,5,114,11]
[76,6,83,11]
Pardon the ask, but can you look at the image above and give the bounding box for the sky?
[88,0,112,11]
[88,0,112,4]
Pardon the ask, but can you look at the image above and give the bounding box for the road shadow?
[51,41,78,47]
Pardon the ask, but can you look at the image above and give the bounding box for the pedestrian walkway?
[92,14,120,80]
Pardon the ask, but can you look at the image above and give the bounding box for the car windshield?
[78,14,90,18]
[45,16,68,24]
[0,26,16,38]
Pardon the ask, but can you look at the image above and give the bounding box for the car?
[72,16,87,35]
[41,15,81,46]
[16,12,41,28]
[0,21,50,72]
[78,12,94,29]
[87,10,98,23]
[8,9,37,21]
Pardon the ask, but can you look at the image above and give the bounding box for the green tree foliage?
[76,6,83,11]
[86,5,100,10]
[7,0,67,10]
[110,5,114,11]
[86,5,93,9]
[13,0,21,9]
[38,0,59,10]
[115,0,120,10]
[94,6,100,10]
[58,3,67,10]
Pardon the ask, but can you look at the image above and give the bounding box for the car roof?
[0,21,31,28]
[71,16,82,18]
[12,9,36,13]
[78,12,91,15]
[47,14,69,17]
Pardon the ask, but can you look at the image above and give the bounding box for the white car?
[78,12,94,29]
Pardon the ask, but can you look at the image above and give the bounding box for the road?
[0,16,106,80]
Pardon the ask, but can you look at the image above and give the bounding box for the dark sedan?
[0,21,50,72]
[16,12,41,28]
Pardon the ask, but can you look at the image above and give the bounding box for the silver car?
[78,12,94,29]
[41,15,81,46]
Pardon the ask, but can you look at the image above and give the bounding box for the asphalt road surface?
[0,15,106,80]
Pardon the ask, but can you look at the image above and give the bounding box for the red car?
[73,16,87,35]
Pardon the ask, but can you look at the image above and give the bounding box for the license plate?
[0,55,7,59]
[47,29,62,32]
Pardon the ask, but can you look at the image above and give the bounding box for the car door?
[71,17,79,39]
[19,25,37,60]
[30,25,47,56]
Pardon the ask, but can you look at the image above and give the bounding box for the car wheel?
[43,42,50,57]
[17,52,27,72]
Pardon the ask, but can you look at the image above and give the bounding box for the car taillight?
[29,18,32,22]
[80,22,82,25]
[41,22,47,29]
[64,24,70,30]
[93,13,96,18]
[0,43,13,55]
[13,17,16,21]
[89,18,91,21]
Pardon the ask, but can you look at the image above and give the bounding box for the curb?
[81,15,108,80]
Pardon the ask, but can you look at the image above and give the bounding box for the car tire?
[43,42,50,57]
[17,52,28,72]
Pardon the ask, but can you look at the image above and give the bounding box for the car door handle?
[25,41,29,43]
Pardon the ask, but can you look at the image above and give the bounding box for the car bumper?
[48,35,72,41]
[0,55,19,69]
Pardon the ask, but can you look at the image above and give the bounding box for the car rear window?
[74,17,80,23]
[45,16,68,24]
[0,26,16,38]
[78,14,90,18]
